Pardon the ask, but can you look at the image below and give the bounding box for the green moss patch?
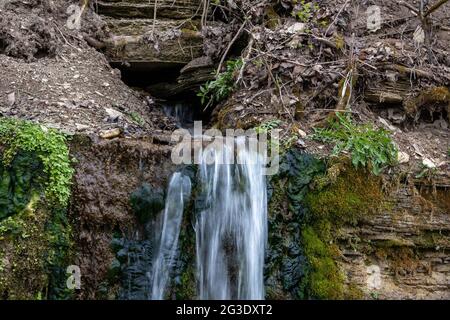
[0,118,74,299]
[300,161,385,299]
[266,149,384,300]
[0,151,43,219]
[301,225,344,299]
[305,161,385,225]
[0,118,74,206]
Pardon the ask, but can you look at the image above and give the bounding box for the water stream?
[121,115,268,299]
[151,172,191,299]
[195,137,268,299]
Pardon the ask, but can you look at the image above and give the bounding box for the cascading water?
[151,172,191,299]
[195,136,268,299]
[162,102,195,129]
[118,128,268,300]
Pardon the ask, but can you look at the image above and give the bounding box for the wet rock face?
[0,152,43,220]
[130,183,165,224]
[69,134,175,299]
[0,152,72,300]
[266,150,450,300]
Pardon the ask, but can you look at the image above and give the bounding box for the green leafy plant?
[0,118,74,206]
[370,291,379,300]
[312,113,398,175]
[292,1,319,23]
[198,58,243,108]
[254,119,282,134]
[254,119,282,155]
[415,165,437,179]
[129,112,145,126]
[254,119,301,156]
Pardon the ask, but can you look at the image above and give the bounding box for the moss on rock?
[266,149,387,300]
[305,160,385,225]
[0,118,74,299]
[301,225,344,299]
[300,160,387,299]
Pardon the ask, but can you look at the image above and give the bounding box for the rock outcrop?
[69,134,176,299]
[340,183,450,299]
[99,0,205,69]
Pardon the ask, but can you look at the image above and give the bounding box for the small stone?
[104,107,123,121]
[99,128,121,139]
[379,116,398,132]
[7,92,15,106]
[76,123,90,131]
[297,128,307,138]
[422,158,436,168]
[296,139,306,148]
[286,22,306,34]
[397,151,410,164]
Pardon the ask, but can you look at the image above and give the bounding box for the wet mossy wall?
[0,118,74,300]
[109,165,197,300]
[266,149,387,300]
[265,151,325,299]
[111,149,390,300]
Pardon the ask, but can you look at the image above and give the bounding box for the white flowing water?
[151,172,191,299]
[195,137,268,299]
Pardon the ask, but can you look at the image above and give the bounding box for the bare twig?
[53,22,80,51]
[324,0,350,36]
[297,109,358,113]
[397,0,419,15]
[424,0,449,17]
[201,0,210,27]
[151,0,158,35]
[216,19,247,75]
[236,36,254,86]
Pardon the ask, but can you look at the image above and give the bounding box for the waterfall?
[195,137,268,299]
[151,172,191,299]
[163,102,194,129]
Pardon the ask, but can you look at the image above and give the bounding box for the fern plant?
[312,113,398,175]
[198,58,243,108]
[254,119,300,155]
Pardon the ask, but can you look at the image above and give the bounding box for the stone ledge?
[97,0,202,19]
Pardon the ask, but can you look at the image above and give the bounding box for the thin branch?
[397,0,419,15]
[324,0,350,36]
[216,19,247,75]
[152,0,158,35]
[201,0,210,27]
[236,36,254,86]
[424,0,449,17]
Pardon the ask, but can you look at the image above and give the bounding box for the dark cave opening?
[110,62,185,88]
[112,61,213,129]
